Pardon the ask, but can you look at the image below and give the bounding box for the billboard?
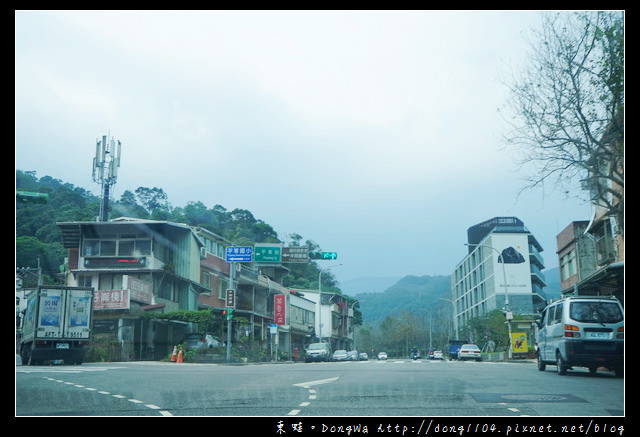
[490,234,532,296]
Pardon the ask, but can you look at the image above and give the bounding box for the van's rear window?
[569,302,623,323]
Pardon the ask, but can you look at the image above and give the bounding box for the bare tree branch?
[502,11,624,234]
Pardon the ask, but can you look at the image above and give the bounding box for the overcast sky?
[15,10,591,285]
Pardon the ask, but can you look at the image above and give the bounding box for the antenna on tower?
[92,132,122,222]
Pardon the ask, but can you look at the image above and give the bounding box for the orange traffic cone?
[170,345,178,362]
[177,348,184,363]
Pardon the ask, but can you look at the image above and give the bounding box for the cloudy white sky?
[15,10,591,286]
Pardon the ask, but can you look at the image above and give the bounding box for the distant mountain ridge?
[343,268,562,327]
[541,266,561,301]
[340,276,403,296]
[349,275,452,326]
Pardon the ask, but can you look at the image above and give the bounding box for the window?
[202,271,212,292]
[84,240,100,256]
[100,240,117,256]
[159,281,172,300]
[98,274,123,291]
[78,275,92,288]
[560,250,576,281]
[136,240,151,255]
[550,303,563,325]
[217,277,229,300]
[118,240,135,256]
[83,238,152,257]
[570,301,623,323]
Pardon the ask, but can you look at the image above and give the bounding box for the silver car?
[304,342,332,362]
[332,349,348,361]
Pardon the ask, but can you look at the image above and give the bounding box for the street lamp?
[349,300,363,310]
[318,264,342,342]
[464,243,513,359]
[438,297,458,340]
[350,300,364,350]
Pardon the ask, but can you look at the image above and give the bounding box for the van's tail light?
[616,326,624,339]
[564,324,581,338]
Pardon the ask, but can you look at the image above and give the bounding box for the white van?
[536,296,624,377]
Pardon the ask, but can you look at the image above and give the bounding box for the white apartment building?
[451,217,547,337]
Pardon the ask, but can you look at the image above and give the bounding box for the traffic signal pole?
[226,262,235,362]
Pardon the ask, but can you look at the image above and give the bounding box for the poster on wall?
[511,332,528,353]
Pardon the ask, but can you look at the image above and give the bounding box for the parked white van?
[536,296,624,377]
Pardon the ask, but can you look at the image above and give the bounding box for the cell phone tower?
[92,133,122,222]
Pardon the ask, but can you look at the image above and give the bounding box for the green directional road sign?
[309,251,338,260]
[254,244,283,262]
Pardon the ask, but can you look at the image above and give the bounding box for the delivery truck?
[19,286,94,365]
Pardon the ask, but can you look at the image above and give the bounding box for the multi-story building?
[555,126,624,305]
[555,203,623,303]
[296,290,358,352]
[53,216,350,362]
[451,217,547,340]
[57,217,209,361]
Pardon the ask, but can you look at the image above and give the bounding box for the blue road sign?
[226,246,253,262]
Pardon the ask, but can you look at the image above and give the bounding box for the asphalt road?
[16,357,625,421]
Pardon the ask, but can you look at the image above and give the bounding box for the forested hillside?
[354,275,452,327]
[15,170,340,292]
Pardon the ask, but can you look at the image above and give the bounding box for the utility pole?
[465,243,513,359]
[226,262,236,362]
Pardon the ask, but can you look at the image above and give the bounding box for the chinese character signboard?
[226,289,236,308]
[274,294,286,325]
[125,276,153,304]
[254,244,283,263]
[94,289,130,310]
[281,247,309,263]
[225,246,253,262]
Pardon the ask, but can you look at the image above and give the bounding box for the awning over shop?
[565,261,624,304]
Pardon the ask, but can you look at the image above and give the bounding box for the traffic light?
[223,308,234,320]
[309,252,338,260]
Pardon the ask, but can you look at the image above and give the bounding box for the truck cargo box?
[20,286,94,365]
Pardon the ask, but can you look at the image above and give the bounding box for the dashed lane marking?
[40,376,173,416]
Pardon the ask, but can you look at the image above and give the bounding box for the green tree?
[16,236,65,284]
[459,310,509,351]
[113,190,148,218]
[134,187,170,218]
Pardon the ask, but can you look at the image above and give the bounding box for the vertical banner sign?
[274,294,286,325]
[226,289,236,308]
